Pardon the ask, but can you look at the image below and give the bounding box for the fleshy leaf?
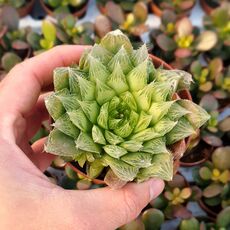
[53,67,69,91]
[167,102,190,121]
[120,91,137,111]
[104,155,139,181]
[178,100,210,129]
[57,95,80,111]
[114,121,134,138]
[68,109,92,132]
[129,128,160,142]
[120,140,143,152]
[54,113,79,138]
[45,129,78,157]
[78,76,96,101]
[127,59,148,92]
[154,117,177,136]
[132,44,148,66]
[79,48,91,71]
[108,46,133,74]
[134,111,152,133]
[78,100,100,124]
[166,117,195,145]
[121,152,152,168]
[107,63,129,94]
[151,82,172,102]
[75,132,101,154]
[90,44,112,64]
[86,159,104,178]
[95,79,116,105]
[100,29,133,54]
[89,55,110,83]
[137,153,173,182]
[92,125,106,145]
[149,101,174,125]
[105,130,124,145]
[68,68,83,95]
[103,145,127,158]
[142,137,169,154]
[97,102,109,129]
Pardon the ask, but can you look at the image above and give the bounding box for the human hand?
[0,45,164,230]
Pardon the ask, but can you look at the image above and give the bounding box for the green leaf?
[151,82,172,102]
[92,125,106,145]
[154,117,177,136]
[97,102,109,129]
[127,59,148,92]
[166,117,195,145]
[78,76,96,101]
[57,94,80,111]
[86,159,104,179]
[95,79,116,105]
[120,91,137,111]
[100,29,133,54]
[68,109,92,132]
[107,63,129,94]
[75,132,101,154]
[42,20,56,42]
[149,101,174,125]
[68,68,84,95]
[141,137,169,154]
[45,129,78,157]
[120,140,143,152]
[133,111,152,133]
[178,100,210,129]
[53,67,69,91]
[78,100,100,124]
[137,153,173,182]
[121,152,152,168]
[108,46,133,74]
[103,145,127,158]
[89,55,110,83]
[54,113,80,138]
[114,121,134,138]
[104,155,138,181]
[105,130,124,145]
[167,102,190,121]
[90,44,112,65]
[129,128,160,142]
[132,44,148,66]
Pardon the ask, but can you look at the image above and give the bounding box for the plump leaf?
[156,34,177,52]
[97,102,109,129]
[141,137,169,154]
[105,130,124,145]
[92,125,106,145]
[132,44,148,66]
[53,67,69,91]
[133,111,152,133]
[120,140,143,152]
[203,183,223,198]
[196,31,217,51]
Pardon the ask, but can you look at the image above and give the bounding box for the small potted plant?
[203,3,230,67]
[94,1,148,45]
[0,0,35,17]
[149,10,217,70]
[150,0,196,18]
[200,0,228,15]
[44,30,210,189]
[40,0,89,18]
[193,146,230,216]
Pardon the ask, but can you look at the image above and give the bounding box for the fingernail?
[149,178,164,200]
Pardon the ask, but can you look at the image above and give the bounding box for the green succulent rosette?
[45,30,210,188]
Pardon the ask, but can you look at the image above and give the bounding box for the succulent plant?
[149,10,217,70]
[95,1,148,40]
[179,217,199,230]
[216,206,230,228]
[44,30,209,188]
[203,3,230,65]
[0,0,26,9]
[153,0,196,15]
[43,0,88,14]
[193,146,230,209]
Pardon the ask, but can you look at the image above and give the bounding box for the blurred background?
[0,0,229,229]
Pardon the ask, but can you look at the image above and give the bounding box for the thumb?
[66,178,164,230]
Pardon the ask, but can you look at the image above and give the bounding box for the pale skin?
[0,45,164,230]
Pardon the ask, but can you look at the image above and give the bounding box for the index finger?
[0,45,88,116]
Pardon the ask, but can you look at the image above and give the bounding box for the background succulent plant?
[44,30,209,188]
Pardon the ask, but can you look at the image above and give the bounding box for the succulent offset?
[45,30,210,188]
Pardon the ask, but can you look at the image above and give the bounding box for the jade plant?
[95,1,148,41]
[42,0,88,14]
[193,146,230,210]
[44,30,209,188]
[152,0,196,15]
[203,3,230,66]
[0,0,26,9]
[149,10,217,70]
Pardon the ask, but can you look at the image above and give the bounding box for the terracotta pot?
[200,0,214,15]
[67,54,192,185]
[150,1,195,18]
[17,0,35,18]
[40,0,89,18]
[198,199,218,217]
